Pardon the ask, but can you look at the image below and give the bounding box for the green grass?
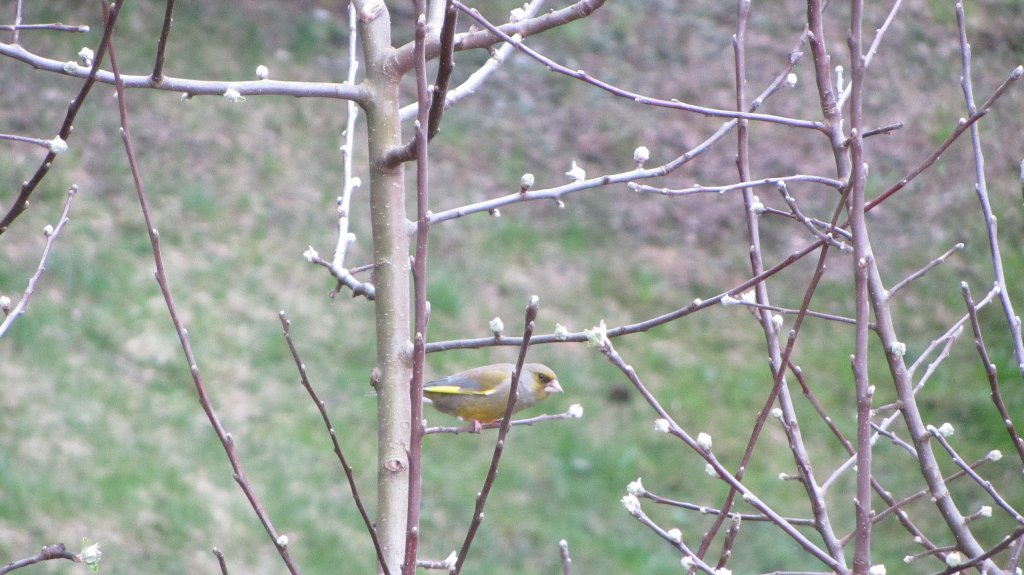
[3,2,1024,574]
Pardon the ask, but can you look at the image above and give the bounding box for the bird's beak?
[546,379,564,394]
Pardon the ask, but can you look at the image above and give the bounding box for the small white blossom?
[553,323,570,340]
[48,136,68,154]
[510,5,528,22]
[945,552,963,567]
[442,551,458,569]
[584,319,609,348]
[771,313,784,332]
[771,407,784,419]
[277,534,289,547]
[0,296,11,312]
[979,505,993,517]
[988,449,1003,461]
[750,195,765,214]
[43,224,54,237]
[715,568,732,575]
[904,556,913,564]
[681,556,695,569]
[256,65,270,79]
[489,317,504,335]
[567,404,584,418]
[223,87,245,102]
[633,145,650,164]
[705,463,718,478]
[785,72,798,87]
[869,564,887,575]
[654,418,671,433]
[63,60,80,74]
[621,493,642,516]
[739,289,756,303]
[565,160,586,182]
[520,172,535,191]
[78,47,94,67]
[667,528,682,543]
[79,540,102,572]
[720,295,738,305]
[888,341,907,357]
[489,208,501,218]
[626,477,644,496]
[937,422,955,437]
[303,246,319,262]
[696,432,713,452]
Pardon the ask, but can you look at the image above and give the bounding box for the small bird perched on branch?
[424,363,563,430]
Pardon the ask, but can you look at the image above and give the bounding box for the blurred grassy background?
[1,1,1023,573]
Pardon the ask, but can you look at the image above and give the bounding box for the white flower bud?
[584,319,609,348]
[771,313,784,332]
[79,541,102,569]
[667,528,682,543]
[988,449,1003,461]
[979,505,992,517]
[633,145,650,165]
[78,47,94,67]
[223,87,245,102]
[937,422,955,437]
[681,556,695,568]
[869,564,886,575]
[771,407,784,419]
[48,136,68,154]
[715,568,732,575]
[276,535,289,547]
[553,323,570,340]
[303,246,319,262]
[0,296,11,312]
[63,61,80,73]
[565,161,586,182]
[945,552,962,567]
[567,404,584,418]
[626,478,644,496]
[489,317,504,335]
[705,464,718,478]
[620,493,642,515]
[654,418,671,433]
[750,195,766,214]
[43,224,54,237]
[520,172,535,191]
[256,65,270,79]
[696,432,713,452]
[785,72,798,87]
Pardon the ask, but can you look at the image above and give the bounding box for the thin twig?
[954,1,1024,381]
[453,297,540,574]
[424,407,581,435]
[0,1,121,236]
[403,5,433,573]
[278,312,389,575]
[0,543,77,575]
[559,539,572,575]
[961,283,1024,464]
[0,185,78,339]
[212,548,228,575]
[106,8,299,572]
[150,0,175,82]
[888,243,964,298]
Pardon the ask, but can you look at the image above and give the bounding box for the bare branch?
[278,312,389,575]
[0,185,77,339]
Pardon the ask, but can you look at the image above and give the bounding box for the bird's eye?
[537,373,550,383]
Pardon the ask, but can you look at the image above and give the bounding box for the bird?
[423,363,563,431]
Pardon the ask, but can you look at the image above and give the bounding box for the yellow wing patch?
[424,385,498,396]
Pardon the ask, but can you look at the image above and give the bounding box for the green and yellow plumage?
[423,363,563,423]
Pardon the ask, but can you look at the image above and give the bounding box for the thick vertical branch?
[356,2,412,573]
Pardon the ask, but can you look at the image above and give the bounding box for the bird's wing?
[424,369,508,396]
